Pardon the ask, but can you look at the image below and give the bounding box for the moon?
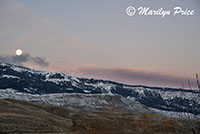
[16,49,23,56]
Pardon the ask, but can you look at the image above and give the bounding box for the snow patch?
[1,75,19,79]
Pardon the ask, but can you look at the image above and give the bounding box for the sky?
[0,0,200,88]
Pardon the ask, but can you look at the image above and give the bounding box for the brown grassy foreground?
[0,99,199,134]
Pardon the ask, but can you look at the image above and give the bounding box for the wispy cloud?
[0,53,49,67]
[60,67,197,88]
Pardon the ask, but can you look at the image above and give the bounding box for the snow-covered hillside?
[0,62,200,117]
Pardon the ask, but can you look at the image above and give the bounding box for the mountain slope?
[0,62,200,116]
[0,89,149,113]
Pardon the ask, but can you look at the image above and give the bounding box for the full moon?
[16,49,23,56]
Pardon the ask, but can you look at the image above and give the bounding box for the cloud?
[0,53,49,67]
[67,67,197,88]
[41,64,197,89]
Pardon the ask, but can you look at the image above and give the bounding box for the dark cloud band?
[74,67,197,88]
[0,53,49,67]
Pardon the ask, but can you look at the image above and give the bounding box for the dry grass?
[0,99,199,134]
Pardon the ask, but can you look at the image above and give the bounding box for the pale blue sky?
[0,0,200,88]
